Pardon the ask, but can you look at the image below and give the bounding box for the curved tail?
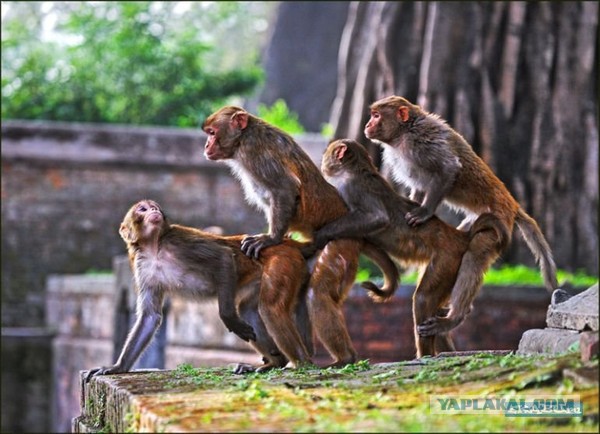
[360,242,400,303]
[515,207,558,292]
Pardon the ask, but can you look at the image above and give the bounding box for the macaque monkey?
[307,139,507,356]
[365,96,558,335]
[86,199,314,381]
[202,106,399,367]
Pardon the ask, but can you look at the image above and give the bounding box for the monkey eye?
[205,128,215,136]
[138,206,147,212]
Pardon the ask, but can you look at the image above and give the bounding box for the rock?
[517,328,580,355]
[546,284,598,331]
[551,288,573,305]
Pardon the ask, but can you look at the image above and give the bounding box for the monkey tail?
[360,242,400,303]
[514,207,558,292]
[469,212,512,253]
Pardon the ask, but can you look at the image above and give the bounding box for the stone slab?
[517,328,581,355]
[546,284,598,331]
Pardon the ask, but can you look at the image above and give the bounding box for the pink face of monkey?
[119,199,165,244]
[202,107,248,161]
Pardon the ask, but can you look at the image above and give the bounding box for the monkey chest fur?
[134,250,215,296]
[381,146,423,190]
[225,160,272,214]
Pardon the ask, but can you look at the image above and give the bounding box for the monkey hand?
[85,364,127,382]
[417,315,464,336]
[222,316,257,342]
[241,234,279,259]
[405,206,434,227]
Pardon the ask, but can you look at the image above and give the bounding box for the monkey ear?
[231,111,248,130]
[333,143,348,161]
[119,223,136,243]
[398,106,410,123]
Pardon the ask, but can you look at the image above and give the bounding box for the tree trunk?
[264,1,598,274]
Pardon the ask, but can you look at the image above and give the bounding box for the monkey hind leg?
[308,241,360,367]
[259,257,314,369]
[418,222,502,338]
[294,288,315,357]
[413,255,460,358]
[237,290,289,374]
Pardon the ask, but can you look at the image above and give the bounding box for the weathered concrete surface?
[547,284,599,331]
[73,351,599,433]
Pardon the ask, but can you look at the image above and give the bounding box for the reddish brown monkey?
[203,106,399,367]
[86,199,314,381]
[365,96,558,336]
[307,139,506,356]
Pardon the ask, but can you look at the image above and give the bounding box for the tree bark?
[264,1,598,274]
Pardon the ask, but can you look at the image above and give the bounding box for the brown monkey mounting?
[309,139,503,357]
[365,96,558,334]
[203,106,399,367]
[86,199,313,381]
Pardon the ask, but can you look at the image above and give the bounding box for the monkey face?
[203,107,247,161]
[204,124,229,160]
[119,200,165,244]
[364,110,382,140]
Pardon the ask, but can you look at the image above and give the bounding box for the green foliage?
[1,1,266,127]
[257,99,305,134]
[320,122,335,138]
[357,257,598,288]
[484,264,598,287]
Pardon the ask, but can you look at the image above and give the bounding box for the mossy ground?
[90,351,599,433]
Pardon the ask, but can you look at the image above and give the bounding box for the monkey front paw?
[241,234,278,259]
[417,316,463,336]
[85,365,126,382]
[405,206,433,227]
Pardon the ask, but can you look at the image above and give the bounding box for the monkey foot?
[233,363,257,375]
[325,357,358,369]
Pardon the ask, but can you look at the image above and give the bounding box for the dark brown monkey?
[202,106,399,367]
[307,139,506,356]
[86,199,314,380]
[365,96,558,335]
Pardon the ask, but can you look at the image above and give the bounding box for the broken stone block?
[546,284,598,331]
[579,331,599,362]
[517,328,580,355]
